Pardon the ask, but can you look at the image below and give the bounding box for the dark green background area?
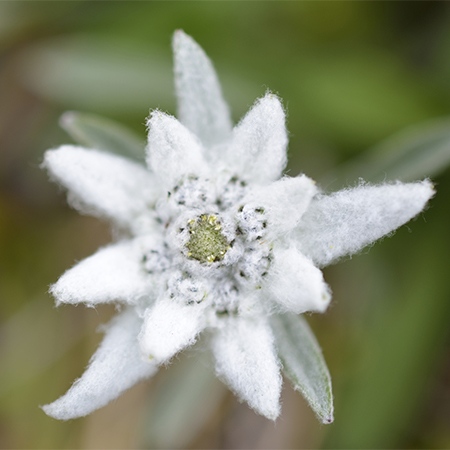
[0,2,449,449]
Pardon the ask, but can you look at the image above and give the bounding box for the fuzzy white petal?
[226,93,288,184]
[42,309,156,420]
[265,246,331,314]
[44,146,159,228]
[212,317,282,420]
[173,30,232,148]
[244,175,318,237]
[296,180,435,267]
[139,298,207,363]
[50,238,158,307]
[146,111,209,187]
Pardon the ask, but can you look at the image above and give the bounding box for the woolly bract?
[42,31,434,422]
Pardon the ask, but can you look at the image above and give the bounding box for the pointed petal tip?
[316,287,332,314]
[322,413,334,424]
[297,179,436,267]
[252,91,285,118]
[172,30,204,62]
[41,402,73,421]
[235,388,281,422]
[145,110,184,145]
[228,92,288,183]
[395,178,436,217]
[318,406,334,424]
[172,29,202,53]
[419,178,436,201]
[59,111,77,129]
[146,109,160,130]
[146,107,210,183]
[41,396,90,421]
[41,403,55,419]
[263,404,281,421]
[47,240,154,307]
[49,279,66,299]
[42,145,75,173]
[41,146,58,167]
[213,318,282,422]
[261,90,284,106]
[172,29,189,45]
[49,282,64,306]
[172,29,232,148]
[41,310,157,421]
[146,109,181,133]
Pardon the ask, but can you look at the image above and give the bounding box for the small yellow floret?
[186,214,230,264]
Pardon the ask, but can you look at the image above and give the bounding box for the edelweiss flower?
[42,31,434,422]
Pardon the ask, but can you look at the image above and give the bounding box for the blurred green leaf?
[142,349,226,449]
[323,118,450,187]
[271,313,334,424]
[60,111,145,161]
[17,33,255,118]
[291,49,437,151]
[324,216,450,448]
[18,34,173,114]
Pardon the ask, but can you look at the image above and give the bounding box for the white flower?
[42,31,434,422]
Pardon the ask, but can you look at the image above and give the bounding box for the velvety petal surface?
[42,309,156,420]
[44,145,159,228]
[296,180,434,267]
[226,93,288,184]
[265,246,331,314]
[50,238,158,307]
[173,30,232,148]
[243,175,318,237]
[139,297,207,363]
[146,111,209,188]
[212,317,282,420]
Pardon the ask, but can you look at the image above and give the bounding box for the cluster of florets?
[140,174,273,315]
[41,30,434,424]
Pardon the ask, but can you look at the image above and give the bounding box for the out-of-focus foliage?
[59,111,145,161]
[324,117,450,187]
[1,2,449,449]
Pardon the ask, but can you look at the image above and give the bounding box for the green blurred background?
[1,2,449,449]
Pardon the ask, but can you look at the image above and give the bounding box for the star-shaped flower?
[42,31,434,422]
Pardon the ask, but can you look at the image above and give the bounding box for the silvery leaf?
[271,313,334,424]
[60,111,145,161]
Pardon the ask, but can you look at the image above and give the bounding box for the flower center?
[186,214,230,263]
